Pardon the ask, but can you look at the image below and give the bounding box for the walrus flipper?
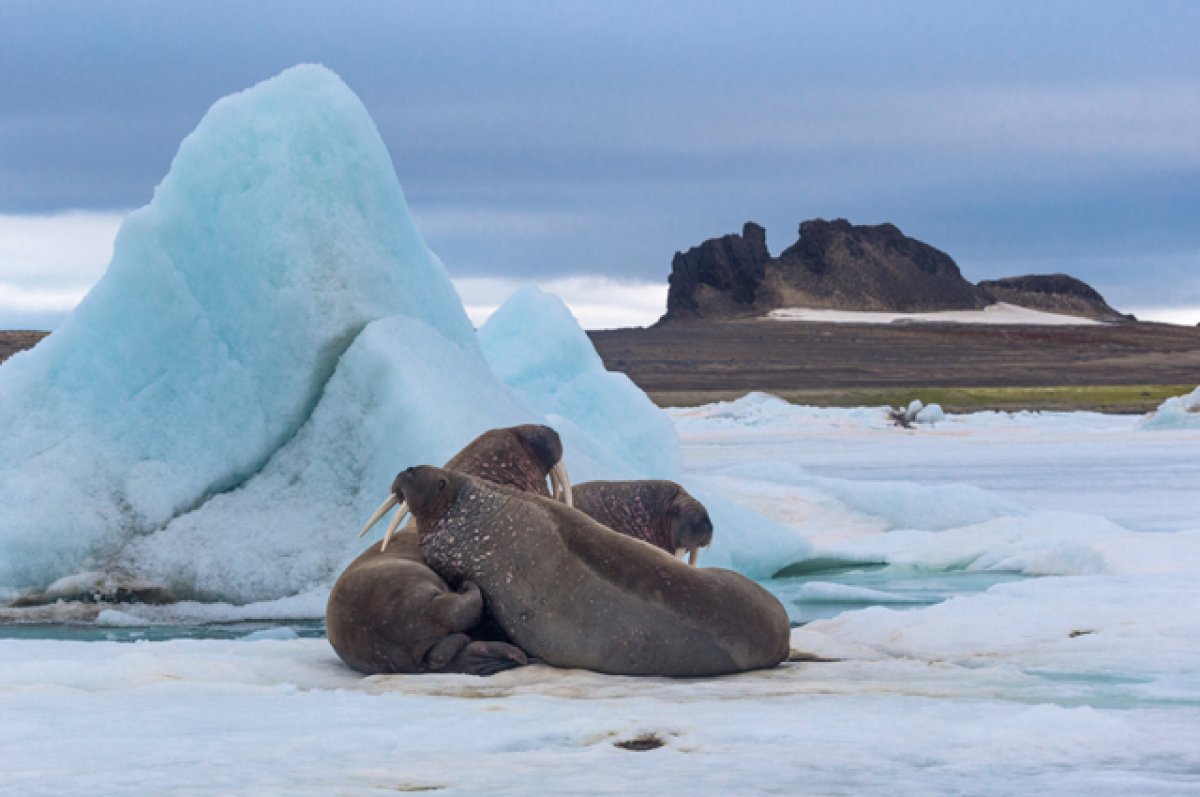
[429,580,485,632]
[444,640,530,676]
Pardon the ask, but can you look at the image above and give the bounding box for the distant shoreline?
[6,326,1197,414]
[646,385,1191,414]
[590,318,1200,414]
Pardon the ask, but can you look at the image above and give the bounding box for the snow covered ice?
[1141,384,1200,430]
[2,65,1199,794]
[3,397,1200,795]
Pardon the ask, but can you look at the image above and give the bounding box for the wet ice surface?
[3,397,1200,795]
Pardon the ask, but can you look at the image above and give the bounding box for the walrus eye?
[437,478,447,492]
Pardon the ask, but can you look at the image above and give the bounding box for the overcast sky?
[2,1,1198,328]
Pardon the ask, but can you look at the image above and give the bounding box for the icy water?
[0,619,325,643]
[766,565,1031,623]
[0,570,1025,640]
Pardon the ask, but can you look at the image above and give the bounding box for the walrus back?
[552,502,790,673]
[460,492,788,676]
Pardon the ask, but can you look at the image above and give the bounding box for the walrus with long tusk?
[570,480,712,565]
[325,424,572,676]
[394,466,790,677]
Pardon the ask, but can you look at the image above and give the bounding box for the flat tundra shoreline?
[6,324,1199,413]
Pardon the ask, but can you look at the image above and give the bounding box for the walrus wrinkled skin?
[396,466,791,677]
[572,480,713,563]
[325,425,568,675]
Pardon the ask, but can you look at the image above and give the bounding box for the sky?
[1,1,1198,329]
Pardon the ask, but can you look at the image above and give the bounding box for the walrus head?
[390,465,457,522]
[470,425,571,506]
[357,424,573,551]
[669,493,714,566]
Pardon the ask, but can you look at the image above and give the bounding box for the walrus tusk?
[677,547,700,566]
[358,494,399,537]
[378,502,410,552]
[549,460,573,507]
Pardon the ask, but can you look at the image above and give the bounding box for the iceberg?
[0,65,684,602]
[0,64,473,590]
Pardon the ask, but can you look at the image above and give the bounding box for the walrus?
[325,424,571,675]
[571,480,713,564]
[394,466,790,677]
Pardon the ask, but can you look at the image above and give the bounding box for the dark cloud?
[1,1,1198,306]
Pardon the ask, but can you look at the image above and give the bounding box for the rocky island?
[588,218,1199,411]
[662,218,1126,323]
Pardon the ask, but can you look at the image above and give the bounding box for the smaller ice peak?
[479,287,682,478]
[478,286,604,395]
[1140,385,1200,430]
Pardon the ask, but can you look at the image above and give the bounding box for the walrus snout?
[671,497,713,565]
[391,465,450,521]
[513,425,573,507]
[354,468,429,551]
[512,424,563,472]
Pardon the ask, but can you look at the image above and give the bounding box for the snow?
[0,67,681,602]
[914,402,945,423]
[1141,384,1200,430]
[2,400,1200,794]
[767,301,1106,325]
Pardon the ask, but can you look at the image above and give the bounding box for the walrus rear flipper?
[443,640,530,676]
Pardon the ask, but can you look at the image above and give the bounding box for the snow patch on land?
[767,301,1104,325]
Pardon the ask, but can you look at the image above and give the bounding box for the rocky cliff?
[763,219,992,313]
[977,275,1132,321]
[665,222,771,319]
[660,218,1126,323]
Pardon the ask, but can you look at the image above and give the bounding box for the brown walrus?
[325,425,571,675]
[571,480,712,564]
[395,466,791,677]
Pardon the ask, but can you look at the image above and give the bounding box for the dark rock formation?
[658,218,1137,324]
[764,219,992,313]
[660,218,991,323]
[665,222,771,320]
[978,275,1132,321]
